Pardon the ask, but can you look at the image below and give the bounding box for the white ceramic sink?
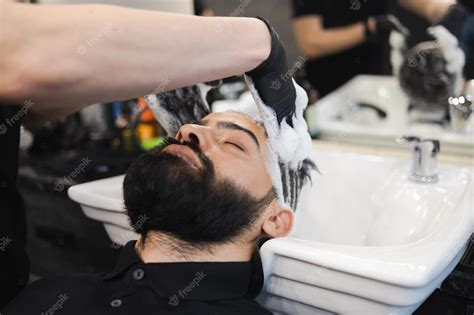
[306,75,474,157]
[258,146,473,314]
[68,145,473,314]
[68,175,137,246]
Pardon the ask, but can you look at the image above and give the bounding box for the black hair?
[399,43,456,111]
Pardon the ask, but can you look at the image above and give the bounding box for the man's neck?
[135,232,256,263]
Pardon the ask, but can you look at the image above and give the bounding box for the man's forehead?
[202,112,264,131]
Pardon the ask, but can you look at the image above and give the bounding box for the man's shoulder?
[3,273,103,314]
[26,272,103,290]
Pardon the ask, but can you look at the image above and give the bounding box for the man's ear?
[261,204,294,238]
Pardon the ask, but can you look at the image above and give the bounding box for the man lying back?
[3,18,315,315]
[4,101,315,314]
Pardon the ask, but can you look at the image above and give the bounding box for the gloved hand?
[398,25,465,111]
[144,85,211,136]
[437,4,469,40]
[245,17,296,127]
[365,14,410,42]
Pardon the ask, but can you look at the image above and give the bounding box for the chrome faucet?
[448,94,473,132]
[397,136,440,183]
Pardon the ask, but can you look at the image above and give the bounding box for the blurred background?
[15,0,472,285]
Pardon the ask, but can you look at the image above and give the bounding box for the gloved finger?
[376,14,410,37]
[144,85,211,136]
[387,15,410,37]
[389,30,408,76]
[427,25,465,75]
[244,17,297,126]
[428,25,459,48]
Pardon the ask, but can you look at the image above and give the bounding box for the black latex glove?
[366,14,410,42]
[245,17,296,127]
[458,0,474,12]
[438,4,469,40]
[145,85,210,136]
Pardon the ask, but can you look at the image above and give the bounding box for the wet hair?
[123,137,277,246]
[280,159,316,211]
[145,85,315,216]
[225,110,316,210]
[399,42,456,111]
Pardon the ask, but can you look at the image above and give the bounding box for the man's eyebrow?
[198,119,260,148]
[217,121,260,148]
[197,118,260,148]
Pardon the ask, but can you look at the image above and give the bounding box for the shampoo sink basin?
[68,144,473,314]
[259,145,473,314]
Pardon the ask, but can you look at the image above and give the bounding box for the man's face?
[123,111,277,245]
[172,111,273,199]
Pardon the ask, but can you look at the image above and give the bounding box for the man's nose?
[176,124,212,151]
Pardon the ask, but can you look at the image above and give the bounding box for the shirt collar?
[103,239,267,300]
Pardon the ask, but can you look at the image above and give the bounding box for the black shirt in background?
[4,241,272,315]
[293,0,391,97]
[0,105,30,309]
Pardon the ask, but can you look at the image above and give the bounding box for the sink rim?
[68,175,125,212]
[260,186,472,287]
[262,145,473,287]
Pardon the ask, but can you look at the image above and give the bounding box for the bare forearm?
[0,1,270,119]
[294,19,365,59]
[398,0,454,23]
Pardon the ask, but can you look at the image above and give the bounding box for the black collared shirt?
[0,104,30,309]
[3,241,272,315]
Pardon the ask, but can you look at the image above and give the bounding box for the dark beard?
[123,137,276,245]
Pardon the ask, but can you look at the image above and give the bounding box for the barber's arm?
[398,0,474,42]
[0,0,271,120]
[145,17,298,128]
[293,14,408,59]
[293,15,368,59]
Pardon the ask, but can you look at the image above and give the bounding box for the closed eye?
[225,142,244,151]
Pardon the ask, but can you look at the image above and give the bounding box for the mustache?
[159,137,212,168]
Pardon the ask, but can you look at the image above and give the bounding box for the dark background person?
[397,0,473,81]
[292,0,395,97]
[292,0,472,98]
[437,0,474,80]
[194,0,214,16]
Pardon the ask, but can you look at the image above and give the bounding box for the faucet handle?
[396,136,420,144]
[396,136,440,153]
[396,136,440,183]
[448,95,473,119]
